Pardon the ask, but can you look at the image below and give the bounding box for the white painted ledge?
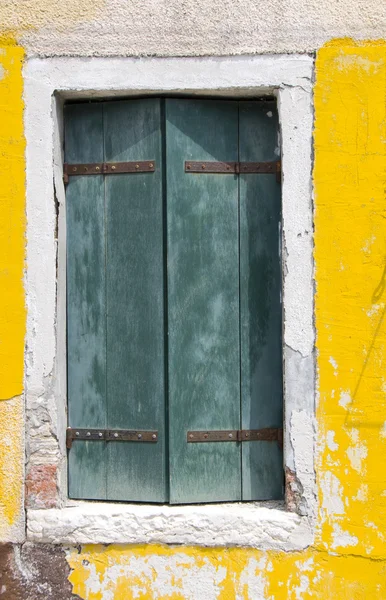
[27,503,312,550]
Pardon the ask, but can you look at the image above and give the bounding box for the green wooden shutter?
[66,103,107,500]
[239,101,283,500]
[66,98,282,504]
[166,99,241,503]
[66,99,167,502]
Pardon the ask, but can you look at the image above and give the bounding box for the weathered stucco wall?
[1,2,386,594]
[0,40,26,544]
[66,544,386,598]
[0,0,385,57]
[314,40,386,559]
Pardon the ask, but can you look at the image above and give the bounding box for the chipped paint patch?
[326,431,338,451]
[236,556,270,599]
[353,484,368,502]
[346,431,367,474]
[338,391,351,409]
[320,471,344,516]
[329,356,338,376]
[331,524,358,550]
[366,303,384,319]
[334,53,384,73]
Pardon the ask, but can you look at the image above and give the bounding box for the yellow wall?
[314,39,386,558]
[2,32,386,596]
[0,40,25,540]
[67,544,386,599]
[66,39,386,599]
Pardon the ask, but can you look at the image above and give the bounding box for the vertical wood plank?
[104,99,167,502]
[65,103,107,500]
[166,99,241,504]
[239,101,283,500]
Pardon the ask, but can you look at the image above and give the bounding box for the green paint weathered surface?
[65,103,107,500]
[104,100,167,502]
[239,101,283,500]
[66,98,283,504]
[66,100,167,502]
[166,99,241,503]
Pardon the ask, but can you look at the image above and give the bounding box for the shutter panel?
[66,103,107,499]
[166,99,241,503]
[104,99,167,502]
[239,101,283,500]
[66,98,283,505]
[66,99,167,502]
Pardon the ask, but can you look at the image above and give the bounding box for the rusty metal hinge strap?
[66,427,158,449]
[185,161,281,178]
[187,428,283,445]
[63,161,156,183]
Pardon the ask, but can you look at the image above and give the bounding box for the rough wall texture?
[0,0,385,57]
[66,544,386,599]
[1,0,386,594]
[314,40,386,559]
[0,41,25,544]
[0,543,78,599]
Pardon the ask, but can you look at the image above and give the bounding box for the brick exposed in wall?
[0,543,79,599]
[25,465,57,509]
[285,466,303,513]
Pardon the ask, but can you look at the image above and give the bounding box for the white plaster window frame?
[24,55,316,549]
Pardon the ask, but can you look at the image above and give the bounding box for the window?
[65,97,283,504]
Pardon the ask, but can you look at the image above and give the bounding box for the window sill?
[27,501,313,550]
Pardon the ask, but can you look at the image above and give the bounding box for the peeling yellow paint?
[0,42,25,535]
[67,544,386,599]
[0,395,23,532]
[314,39,386,557]
[65,39,386,599]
